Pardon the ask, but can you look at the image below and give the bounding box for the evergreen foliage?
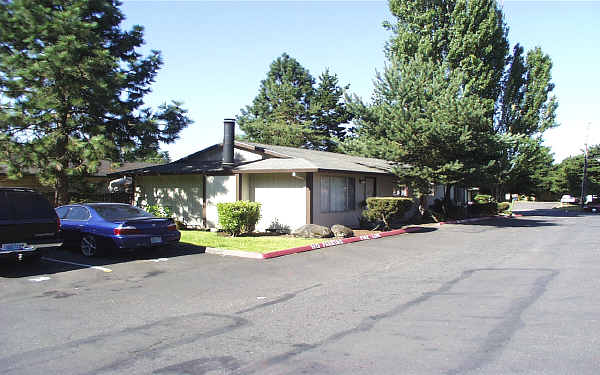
[310,69,352,151]
[551,145,600,197]
[238,53,352,151]
[343,0,511,204]
[362,197,413,230]
[0,0,192,205]
[342,0,558,204]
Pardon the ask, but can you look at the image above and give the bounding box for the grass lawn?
[180,231,328,253]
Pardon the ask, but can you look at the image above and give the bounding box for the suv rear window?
[0,191,56,219]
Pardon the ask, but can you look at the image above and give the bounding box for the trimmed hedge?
[497,202,510,213]
[470,194,498,216]
[362,197,413,230]
[217,201,261,237]
[473,194,494,204]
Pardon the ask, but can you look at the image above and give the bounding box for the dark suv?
[0,187,62,261]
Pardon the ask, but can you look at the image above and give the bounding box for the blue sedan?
[55,203,181,257]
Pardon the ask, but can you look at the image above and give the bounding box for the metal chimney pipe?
[222,118,235,168]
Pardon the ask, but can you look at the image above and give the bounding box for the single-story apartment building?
[111,119,403,232]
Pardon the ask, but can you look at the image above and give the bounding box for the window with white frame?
[320,176,355,213]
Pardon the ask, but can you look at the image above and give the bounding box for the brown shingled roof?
[110,142,400,176]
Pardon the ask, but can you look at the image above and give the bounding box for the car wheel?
[80,235,99,257]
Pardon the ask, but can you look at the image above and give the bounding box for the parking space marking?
[41,257,112,273]
[143,258,169,263]
[29,276,51,282]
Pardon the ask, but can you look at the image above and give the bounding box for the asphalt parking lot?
[0,242,207,279]
[2,209,599,374]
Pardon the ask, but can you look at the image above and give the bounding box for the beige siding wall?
[240,174,251,201]
[375,175,396,196]
[313,173,396,228]
[133,174,237,228]
[132,171,397,231]
[249,173,306,232]
[197,146,263,163]
[205,175,237,228]
[235,149,263,163]
[134,175,204,226]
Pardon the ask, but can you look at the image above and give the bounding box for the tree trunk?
[54,172,70,206]
[54,130,70,206]
[442,184,452,216]
[418,194,426,216]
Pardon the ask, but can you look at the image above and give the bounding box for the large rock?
[331,224,354,238]
[292,224,333,238]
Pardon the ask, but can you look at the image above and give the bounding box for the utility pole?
[580,122,591,208]
[580,143,588,208]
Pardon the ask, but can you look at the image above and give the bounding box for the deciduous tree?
[494,45,558,197]
[551,145,600,197]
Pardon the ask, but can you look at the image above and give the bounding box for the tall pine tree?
[238,53,351,151]
[237,53,315,148]
[0,0,192,205]
[343,0,510,208]
[344,0,559,206]
[310,69,352,151]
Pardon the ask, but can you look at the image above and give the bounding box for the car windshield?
[91,204,153,221]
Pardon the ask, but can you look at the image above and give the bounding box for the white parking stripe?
[29,276,51,282]
[143,258,169,263]
[41,257,112,273]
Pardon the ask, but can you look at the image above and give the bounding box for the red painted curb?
[262,226,425,259]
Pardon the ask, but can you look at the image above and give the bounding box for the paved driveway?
[1,210,598,374]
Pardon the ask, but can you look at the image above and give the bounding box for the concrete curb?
[204,247,264,259]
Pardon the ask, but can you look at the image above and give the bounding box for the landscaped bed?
[179,229,382,254]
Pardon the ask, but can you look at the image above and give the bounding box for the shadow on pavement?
[408,227,438,233]
[0,242,207,278]
[513,208,595,218]
[453,216,558,228]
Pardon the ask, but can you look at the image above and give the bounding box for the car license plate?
[151,237,162,244]
[1,243,27,251]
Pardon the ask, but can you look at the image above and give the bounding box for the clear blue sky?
[120,0,600,163]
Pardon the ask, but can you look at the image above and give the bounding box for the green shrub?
[145,204,172,218]
[473,194,494,204]
[469,202,497,216]
[362,197,413,230]
[217,201,261,237]
[497,202,510,213]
